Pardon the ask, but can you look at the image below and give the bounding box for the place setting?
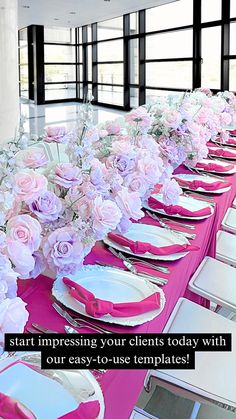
[188,159,236,175]
[0,354,105,419]
[208,144,236,160]
[172,173,232,194]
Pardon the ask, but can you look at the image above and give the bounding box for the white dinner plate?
[52,264,165,326]
[173,173,231,194]
[192,158,236,175]
[208,145,236,160]
[0,355,105,419]
[104,223,190,261]
[143,193,214,220]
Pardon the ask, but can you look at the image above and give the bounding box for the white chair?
[188,256,236,319]
[221,207,236,234]
[130,407,158,419]
[216,230,236,267]
[232,197,236,209]
[144,298,236,418]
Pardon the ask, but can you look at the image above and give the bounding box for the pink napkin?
[228,137,236,145]
[195,161,235,173]
[148,196,212,217]
[59,400,100,419]
[176,178,231,191]
[0,392,35,419]
[107,232,199,256]
[63,276,161,318]
[229,130,236,136]
[208,147,236,158]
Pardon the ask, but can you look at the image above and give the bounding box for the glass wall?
[19,28,29,99]
[44,27,77,101]
[19,0,236,107]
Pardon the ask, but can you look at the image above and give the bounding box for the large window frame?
[19,0,236,109]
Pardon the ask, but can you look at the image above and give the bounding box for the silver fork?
[146,211,196,240]
[187,166,225,181]
[107,246,170,274]
[160,217,195,230]
[183,191,215,204]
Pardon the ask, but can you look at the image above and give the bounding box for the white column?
[0,0,19,143]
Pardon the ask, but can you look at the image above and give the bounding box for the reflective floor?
[20,100,125,136]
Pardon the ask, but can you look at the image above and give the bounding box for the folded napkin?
[195,161,235,173]
[59,400,100,419]
[108,232,199,256]
[208,147,236,158]
[148,196,212,217]
[63,276,161,318]
[229,130,236,136]
[0,392,35,419]
[176,178,231,191]
[228,137,236,145]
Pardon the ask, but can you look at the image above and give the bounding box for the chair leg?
[189,401,201,419]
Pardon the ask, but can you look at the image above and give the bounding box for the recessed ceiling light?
[69,11,76,14]
[22,5,30,8]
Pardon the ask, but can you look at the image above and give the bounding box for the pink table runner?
[17,166,236,419]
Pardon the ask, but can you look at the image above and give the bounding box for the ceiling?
[18,0,177,29]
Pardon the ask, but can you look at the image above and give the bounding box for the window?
[231,0,236,17]
[45,65,76,83]
[97,40,123,62]
[230,23,236,55]
[44,45,75,63]
[98,64,123,85]
[130,13,138,35]
[146,62,192,89]
[44,27,75,44]
[45,83,76,100]
[146,30,193,60]
[229,60,236,91]
[201,26,221,89]
[201,0,222,22]
[98,85,124,106]
[129,39,139,85]
[146,89,184,104]
[146,0,193,32]
[19,28,28,99]
[97,17,123,41]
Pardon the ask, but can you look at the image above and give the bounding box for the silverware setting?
[160,217,195,230]
[52,302,112,334]
[123,260,168,286]
[107,245,170,274]
[187,165,225,180]
[146,211,196,240]
[183,191,215,205]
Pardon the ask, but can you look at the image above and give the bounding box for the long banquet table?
[17,165,236,419]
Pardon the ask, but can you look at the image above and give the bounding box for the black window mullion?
[139,10,145,106]
[82,26,88,100]
[193,0,201,89]
[92,23,98,101]
[221,0,230,90]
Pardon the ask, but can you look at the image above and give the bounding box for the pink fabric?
[16,166,236,419]
[148,196,212,217]
[107,232,199,256]
[208,147,236,158]
[228,137,236,145]
[195,161,235,173]
[176,177,231,191]
[0,392,35,419]
[229,130,236,136]
[63,276,160,317]
[59,401,100,419]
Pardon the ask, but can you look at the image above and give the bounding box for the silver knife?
[65,325,79,334]
[31,323,58,334]
[123,261,168,286]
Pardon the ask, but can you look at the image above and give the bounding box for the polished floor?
[20,100,125,136]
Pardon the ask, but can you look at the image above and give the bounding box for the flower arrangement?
[147,89,236,168]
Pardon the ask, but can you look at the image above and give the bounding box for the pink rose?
[45,126,68,143]
[0,297,29,344]
[43,227,84,274]
[16,147,48,168]
[105,122,121,135]
[52,163,83,189]
[160,179,182,206]
[28,251,46,279]
[29,191,62,222]
[6,240,36,278]
[14,171,48,202]
[92,196,122,238]
[6,215,41,252]
[111,140,135,156]
[0,280,8,303]
[114,187,144,220]
[136,154,164,185]
[220,112,232,126]
[126,107,152,132]
[124,172,148,196]
[164,110,182,129]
